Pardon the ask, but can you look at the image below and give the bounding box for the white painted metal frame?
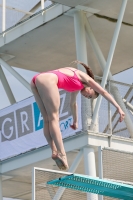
[32,145,133,200]
[108,81,112,136]
[83,147,98,200]
[123,99,133,112]
[108,81,113,147]
[83,14,113,80]
[73,10,90,131]
[2,0,6,32]
[103,82,133,134]
[0,4,34,15]
[0,4,70,107]
[0,175,2,200]
[32,167,72,200]
[0,4,70,46]
[71,1,133,139]
[90,0,128,130]
[110,83,133,137]
[84,12,133,137]
[98,146,103,200]
[0,65,16,104]
[41,0,44,10]
[32,168,35,200]
[1,0,46,33]
[0,58,32,92]
[73,10,98,200]
[32,162,98,200]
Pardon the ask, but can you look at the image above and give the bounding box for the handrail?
[0,0,54,34]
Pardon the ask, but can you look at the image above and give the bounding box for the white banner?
[0,90,82,160]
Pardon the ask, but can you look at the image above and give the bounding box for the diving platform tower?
[0,0,133,199]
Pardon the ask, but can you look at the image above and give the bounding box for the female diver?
[31,61,125,170]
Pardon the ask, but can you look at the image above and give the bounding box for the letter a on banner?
[33,102,44,131]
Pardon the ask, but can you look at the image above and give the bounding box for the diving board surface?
[47,174,133,199]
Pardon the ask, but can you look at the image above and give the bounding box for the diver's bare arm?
[88,78,125,122]
[70,91,79,129]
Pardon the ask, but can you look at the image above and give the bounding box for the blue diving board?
[47,174,133,199]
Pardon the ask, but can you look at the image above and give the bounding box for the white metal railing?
[1,0,52,33]
[2,0,6,32]
[98,79,133,138]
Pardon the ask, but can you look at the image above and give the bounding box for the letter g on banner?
[2,118,13,139]
[0,112,16,142]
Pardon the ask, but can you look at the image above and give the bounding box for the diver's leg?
[35,77,69,170]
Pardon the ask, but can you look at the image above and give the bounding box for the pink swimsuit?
[32,69,84,92]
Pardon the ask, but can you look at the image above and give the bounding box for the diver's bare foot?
[52,152,69,170]
[57,153,69,170]
[52,151,63,170]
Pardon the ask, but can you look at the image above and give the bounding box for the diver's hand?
[70,122,78,130]
[118,107,125,122]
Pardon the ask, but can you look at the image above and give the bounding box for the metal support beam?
[110,86,133,137]
[84,14,112,80]
[0,4,70,48]
[0,175,3,200]
[89,0,128,130]
[19,2,43,21]
[74,10,91,131]
[73,11,98,200]
[53,149,83,200]
[0,65,16,104]
[98,146,103,200]
[91,98,99,132]
[0,59,32,92]
[104,84,133,133]
[41,0,44,10]
[0,4,34,15]
[2,0,6,32]
[32,168,35,200]
[84,147,98,200]
[73,10,87,70]
[123,99,133,112]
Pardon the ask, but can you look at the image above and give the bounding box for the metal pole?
[84,147,98,200]
[32,168,35,200]
[2,0,6,32]
[90,0,128,130]
[74,10,91,131]
[74,11,97,200]
[0,65,16,104]
[41,0,44,10]
[108,81,112,147]
[53,150,83,200]
[0,59,32,92]
[108,81,112,135]
[123,99,133,112]
[0,175,3,200]
[98,146,103,200]
[84,14,112,80]
[91,98,99,132]
[73,10,88,70]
